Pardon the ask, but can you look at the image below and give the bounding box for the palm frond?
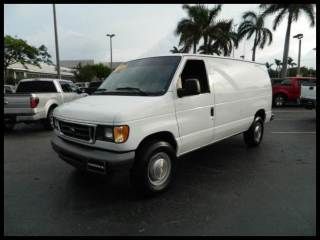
[272,8,287,30]
[301,4,315,26]
[242,11,258,21]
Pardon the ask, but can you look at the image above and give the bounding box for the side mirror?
[177,78,201,97]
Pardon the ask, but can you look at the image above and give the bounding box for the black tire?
[43,107,55,130]
[243,116,264,147]
[130,140,177,196]
[4,122,15,132]
[273,94,286,107]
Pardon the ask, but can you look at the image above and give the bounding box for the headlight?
[96,125,129,143]
[104,127,113,139]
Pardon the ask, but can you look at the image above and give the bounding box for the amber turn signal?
[113,125,129,143]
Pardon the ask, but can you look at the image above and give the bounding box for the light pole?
[311,48,316,77]
[53,4,61,79]
[293,33,303,77]
[106,34,115,70]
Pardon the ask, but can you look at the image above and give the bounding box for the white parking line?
[274,119,299,121]
[271,131,316,134]
[273,110,312,113]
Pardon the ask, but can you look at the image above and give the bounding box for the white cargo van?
[51,54,274,195]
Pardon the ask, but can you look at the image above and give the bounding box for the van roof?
[135,54,265,66]
[19,78,73,83]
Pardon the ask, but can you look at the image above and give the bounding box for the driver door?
[174,59,215,155]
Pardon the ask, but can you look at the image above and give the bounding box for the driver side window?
[179,60,209,94]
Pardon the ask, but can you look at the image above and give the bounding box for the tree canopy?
[74,63,111,82]
[4,35,52,70]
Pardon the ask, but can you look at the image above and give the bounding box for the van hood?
[54,94,174,124]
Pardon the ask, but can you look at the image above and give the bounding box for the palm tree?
[265,62,274,70]
[260,4,315,77]
[237,11,273,61]
[175,4,229,54]
[170,46,188,53]
[274,58,282,77]
[198,20,238,56]
[287,57,296,68]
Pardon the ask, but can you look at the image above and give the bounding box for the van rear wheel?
[243,116,264,147]
[130,140,176,196]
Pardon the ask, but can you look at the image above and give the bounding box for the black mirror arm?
[177,88,186,97]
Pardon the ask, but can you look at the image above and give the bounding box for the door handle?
[210,107,214,116]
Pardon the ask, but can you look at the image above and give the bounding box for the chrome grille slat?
[58,120,94,142]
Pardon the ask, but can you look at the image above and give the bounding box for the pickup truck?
[272,77,316,107]
[300,82,316,109]
[4,78,87,131]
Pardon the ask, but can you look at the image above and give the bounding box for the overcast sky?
[4,4,317,69]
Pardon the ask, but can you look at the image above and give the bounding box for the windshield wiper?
[115,87,149,96]
[92,88,108,94]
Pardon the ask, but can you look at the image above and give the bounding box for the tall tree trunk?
[203,35,208,54]
[252,32,258,61]
[193,39,197,54]
[281,12,293,78]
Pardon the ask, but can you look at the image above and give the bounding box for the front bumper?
[51,136,135,174]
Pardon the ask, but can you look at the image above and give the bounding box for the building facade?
[6,62,75,84]
[60,59,94,69]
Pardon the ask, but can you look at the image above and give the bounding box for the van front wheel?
[130,140,176,196]
[243,116,264,147]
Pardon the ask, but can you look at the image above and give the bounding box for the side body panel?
[206,57,272,142]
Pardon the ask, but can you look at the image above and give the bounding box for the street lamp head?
[106,34,115,38]
[293,33,303,39]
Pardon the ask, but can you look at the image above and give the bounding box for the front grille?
[58,120,94,142]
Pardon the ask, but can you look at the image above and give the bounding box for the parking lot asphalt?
[4,107,316,236]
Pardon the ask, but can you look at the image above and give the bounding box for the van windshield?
[94,56,181,96]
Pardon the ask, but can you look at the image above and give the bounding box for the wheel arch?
[255,109,266,122]
[136,131,178,155]
[273,91,288,99]
[45,102,59,117]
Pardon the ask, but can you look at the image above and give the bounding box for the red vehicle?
[272,77,316,107]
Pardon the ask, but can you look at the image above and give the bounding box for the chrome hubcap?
[254,123,262,142]
[148,152,171,186]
